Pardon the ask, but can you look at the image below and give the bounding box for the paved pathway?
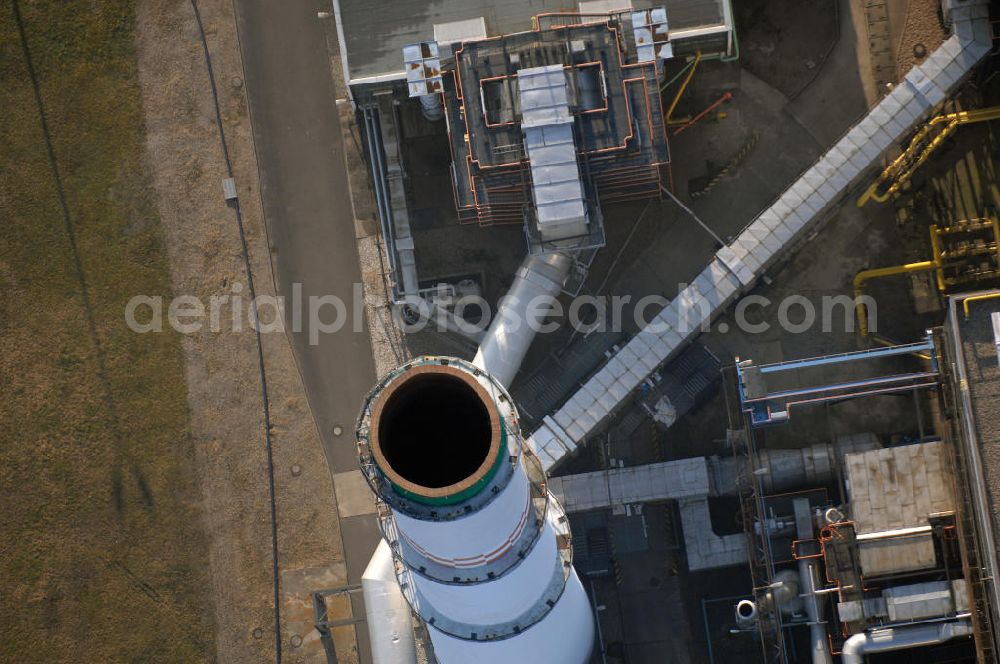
[233,2,380,660]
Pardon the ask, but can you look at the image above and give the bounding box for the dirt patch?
[135,1,355,662]
[735,0,840,100]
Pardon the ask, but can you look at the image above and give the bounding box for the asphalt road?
[232,1,379,661]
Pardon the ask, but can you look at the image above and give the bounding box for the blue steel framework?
[735,334,940,427]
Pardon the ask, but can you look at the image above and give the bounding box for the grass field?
[0,1,215,660]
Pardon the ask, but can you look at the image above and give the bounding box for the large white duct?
[840,620,973,664]
[356,357,594,664]
[474,252,573,388]
[419,93,444,122]
[362,541,418,662]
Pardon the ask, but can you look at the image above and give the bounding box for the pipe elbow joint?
[840,633,867,664]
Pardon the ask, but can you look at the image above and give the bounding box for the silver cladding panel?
[845,441,956,536]
[518,65,589,239]
[884,581,956,622]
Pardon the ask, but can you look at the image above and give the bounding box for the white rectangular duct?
[518,65,589,242]
[528,10,994,472]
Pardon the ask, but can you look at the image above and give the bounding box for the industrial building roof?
[335,0,728,83]
[438,15,667,237]
[844,441,956,577]
[949,293,1000,552]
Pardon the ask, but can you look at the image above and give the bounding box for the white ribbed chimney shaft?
[357,357,594,664]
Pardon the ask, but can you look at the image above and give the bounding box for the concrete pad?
[282,563,352,664]
[334,470,376,518]
[340,515,381,583]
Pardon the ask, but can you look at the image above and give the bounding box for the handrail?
[963,291,1000,318]
[853,260,940,336]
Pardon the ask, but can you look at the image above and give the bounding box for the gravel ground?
[135,1,355,662]
[895,0,947,82]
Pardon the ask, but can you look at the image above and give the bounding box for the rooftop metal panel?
[631,6,672,62]
[336,0,726,82]
[857,535,938,577]
[884,581,955,622]
[845,441,956,576]
[949,292,1000,574]
[402,41,442,97]
[579,0,634,12]
[433,17,487,45]
[518,65,573,128]
[846,441,956,536]
[663,0,724,29]
[337,0,598,82]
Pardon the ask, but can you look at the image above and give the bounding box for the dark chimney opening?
[377,373,493,489]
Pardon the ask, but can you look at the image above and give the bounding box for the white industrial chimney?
[356,356,595,663]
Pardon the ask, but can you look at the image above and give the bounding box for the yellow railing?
[963,292,1000,318]
[854,260,941,337]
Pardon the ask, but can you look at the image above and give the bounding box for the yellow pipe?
[867,123,961,203]
[857,105,1000,207]
[666,51,701,122]
[929,224,946,293]
[963,292,1000,318]
[856,180,880,208]
[853,261,940,337]
[993,217,1000,269]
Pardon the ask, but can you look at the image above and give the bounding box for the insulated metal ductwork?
[357,357,594,664]
[840,620,973,664]
[474,252,573,388]
[362,540,418,662]
[711,433,881,495]
[419,93,444,122]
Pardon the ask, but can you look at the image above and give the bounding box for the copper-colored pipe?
[672,91,732,136]
[451,20,672,221]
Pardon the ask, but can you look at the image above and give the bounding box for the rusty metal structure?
[438,10,671,243]
[730,335,996,663]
